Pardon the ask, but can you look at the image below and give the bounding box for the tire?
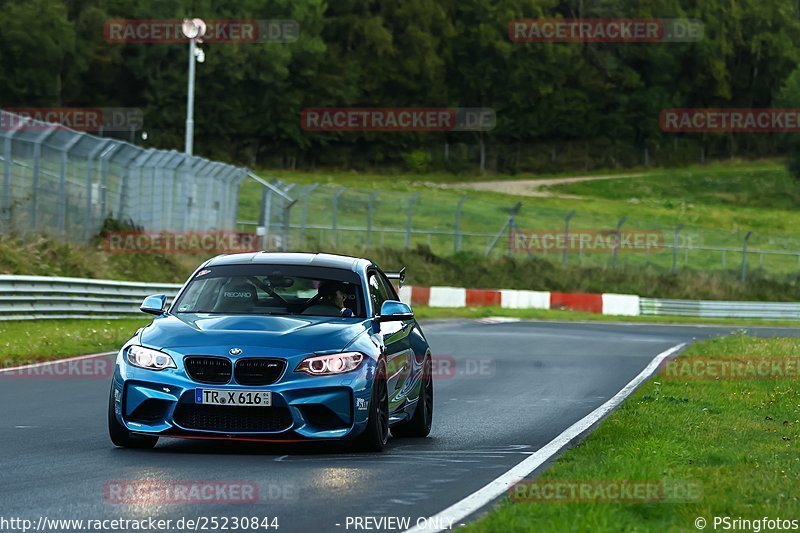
[353,360,389,452]
[108,385,159,449]
[391,355,433,438]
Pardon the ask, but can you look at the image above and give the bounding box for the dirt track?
[452,173,645,198]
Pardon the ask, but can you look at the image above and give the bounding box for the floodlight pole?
[183,19,206,155]
[185,38,197,155]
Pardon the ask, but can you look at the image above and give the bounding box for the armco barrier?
[0,275,182,320]
[639,298,800,319]
[0,276,796,320]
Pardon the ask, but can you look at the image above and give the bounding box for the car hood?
[138,314,370,357]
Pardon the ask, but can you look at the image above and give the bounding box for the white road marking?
[0,351,114,374]
[476,317,522,324]
[404,342,686,533]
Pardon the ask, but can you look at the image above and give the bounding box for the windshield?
[172,264,365,318]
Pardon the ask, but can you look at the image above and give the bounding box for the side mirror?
[377,300,414,322]
[140,294,167,316]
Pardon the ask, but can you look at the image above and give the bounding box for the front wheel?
[353,360,389,452]
[108,385,158,449]
[391,355,433,438]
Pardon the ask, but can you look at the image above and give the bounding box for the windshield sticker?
[196,269,211,277]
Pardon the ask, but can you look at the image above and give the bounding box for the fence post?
[211,164,230,230]
[58,132,87,236]
[29,138,42,234]
[29,127,57,233]
[485,202,522,256]
[405,192,420,250]
[246,172,295,251]
[454,194,467,253]
[258,186,270,250]
[2,119,27,232]
[741,231,752,282]
[563,209,576,266]
[86,140,114,239]
[220,167,240,232]
[367,190,379,248]
[300,182,319,245]
[281,196,297,252]
[230,167,247,230]
[613,215,627,269]
[98,143,120,226]
[278,183,295,250]
[672,224,684,273]
[332,186,345,247]
[508,203,522,257]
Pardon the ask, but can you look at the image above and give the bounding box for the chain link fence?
[241,179,800,280]
[0,109,247,240]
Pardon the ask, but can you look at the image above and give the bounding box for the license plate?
[196,389,272,407]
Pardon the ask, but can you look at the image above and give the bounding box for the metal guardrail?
[640,298,800,319]
[0,275,182,320]
[0,275,797,320]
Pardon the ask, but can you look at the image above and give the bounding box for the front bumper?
[111,351,376,441]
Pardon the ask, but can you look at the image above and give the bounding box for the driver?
[318,281,354,317]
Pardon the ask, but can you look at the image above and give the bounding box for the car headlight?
[295,352,364,375]
[126,345,176,371]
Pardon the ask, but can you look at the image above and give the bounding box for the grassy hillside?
[549,163,800,210]
[0,234,197,283]
[3,233,797,301]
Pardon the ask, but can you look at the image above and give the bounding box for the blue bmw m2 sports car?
[108,252,433,452]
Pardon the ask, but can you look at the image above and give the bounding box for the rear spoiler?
[385,267,406,288]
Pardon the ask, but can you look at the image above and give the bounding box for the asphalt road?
[1,320,797,533]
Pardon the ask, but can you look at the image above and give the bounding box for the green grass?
[0,234,201,282]
[465,334,800,532]
[0,318,151,366]
[551,163,800,210]
[243,162,800,276]
[414,306,800,327]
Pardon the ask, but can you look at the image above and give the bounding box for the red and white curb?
[398,286,640,317]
